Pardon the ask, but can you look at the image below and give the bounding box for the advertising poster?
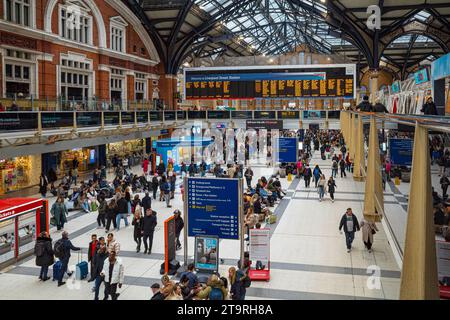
[436,240,450,281]
[249,228,270,281]
[195,236,219,272]
[187,178,240,240]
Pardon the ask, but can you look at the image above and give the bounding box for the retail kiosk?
[0,198,48,268]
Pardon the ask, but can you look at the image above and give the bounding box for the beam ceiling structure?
[126,0,450,79]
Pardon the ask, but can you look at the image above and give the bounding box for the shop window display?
[60,148,97,173]
[0,156,32,194]
[107,140,145,166]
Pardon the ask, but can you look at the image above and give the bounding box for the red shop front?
[0,198,49,268]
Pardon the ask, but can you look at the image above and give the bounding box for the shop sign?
[246,120,283,130]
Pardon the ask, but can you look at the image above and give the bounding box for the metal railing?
[0,97,165,112]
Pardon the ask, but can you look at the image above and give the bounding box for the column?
[353,114,364,181]
[399,124,439,300]
[369,69,379,104]
[363,116,383,222]
[349,113,356,161]
[160,74,178,110]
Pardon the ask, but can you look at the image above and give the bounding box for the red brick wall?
[1,0,165,101]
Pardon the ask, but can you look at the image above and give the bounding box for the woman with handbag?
[360,218,379,253]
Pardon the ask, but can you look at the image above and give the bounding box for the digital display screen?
[185,65,356,100]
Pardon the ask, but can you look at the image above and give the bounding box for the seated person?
[434,205,445,226]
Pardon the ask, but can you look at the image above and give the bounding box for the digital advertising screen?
[414,68,429,85]
[194,236,219,272]
[389,138,413,166]
[184,64,356,100]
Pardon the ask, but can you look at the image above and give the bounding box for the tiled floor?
[0,153,403,300]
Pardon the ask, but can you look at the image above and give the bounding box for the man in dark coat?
[56,231,81,287]
[88,234,99,282]
[356,96,373,112]
[421,97,438,115]
[150,283,165,300]
[141,191,152,212]
[34,231,54,281]
[92,243,109,300]
[142,208,157,254]
[174,210,184,250]
[339,208,360,253]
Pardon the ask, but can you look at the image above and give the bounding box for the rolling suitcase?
[75,251,88,280]
[53,260,62,281]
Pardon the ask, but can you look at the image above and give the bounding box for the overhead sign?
[276,137,298,163]
[41,112,73,129]
[187,177,240,240]
[184,64,356,99]
[246,120,283,130]
[389,138,413,166]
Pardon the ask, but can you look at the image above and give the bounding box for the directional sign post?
[276,137,298,163]
[183,177,243,267]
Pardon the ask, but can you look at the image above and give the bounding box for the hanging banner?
[187,177,240,240]
[249,228,270,281]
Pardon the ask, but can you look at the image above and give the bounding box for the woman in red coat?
[143,158,149,176]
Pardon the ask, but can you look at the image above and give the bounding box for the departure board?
[185,65,356,100]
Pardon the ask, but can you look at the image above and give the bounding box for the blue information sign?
[389,139,413,166]
[277,138,298,163]
[187,178,240,240]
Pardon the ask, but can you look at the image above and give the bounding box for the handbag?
[50,217,56,226]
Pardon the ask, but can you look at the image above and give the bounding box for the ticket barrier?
[0,198,48,268]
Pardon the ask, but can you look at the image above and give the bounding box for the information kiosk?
[0,198,48,268]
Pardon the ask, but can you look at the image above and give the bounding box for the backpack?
[53,239,65,259]
[35,243,45,257]
[238,270,251,288]
[209,287,224,300]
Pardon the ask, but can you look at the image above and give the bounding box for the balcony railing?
[0,98,164,112]
[0,110,341,134]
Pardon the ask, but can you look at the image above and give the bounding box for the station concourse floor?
[0,152,405,300]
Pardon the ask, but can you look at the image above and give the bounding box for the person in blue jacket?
[313,165,322,188]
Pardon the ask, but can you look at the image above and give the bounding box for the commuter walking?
[174,210,184,250]
[304,165,312,188]
[440,174,449,199]
[34,231,54,281]
[339,208,360,253]
[115,194,129,230]
[327,177,337,202]
[244,167,254,189]
[317,174,326,202]
[163,178,172,208]
[92,243,109,300]
[141,191,152,213]
[132,207,144,253]
[100,251,124,300]
[340,145,347,161]
[142,208,157,254]
[331,159,338,178]
[152,176,159,200]
[39,173,48,198]
[313,165,322,188]
[421,97,438,115]
[87,234,99,282]
[143,158,149,176]
[51,196,68,231]
[97,194,106,228]
[105,199,117,232]
[229,267,246,300]
[360,218,379,253]
[339,158,346,178]
[106,233,120,255]
[54,231,81,287]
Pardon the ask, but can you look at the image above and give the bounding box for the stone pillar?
[369,69,379,104]
[160,74,178,110]
[400,124,439,300]
[349,113,356,161]
[353,114,364,181]
[363,116,383,222]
